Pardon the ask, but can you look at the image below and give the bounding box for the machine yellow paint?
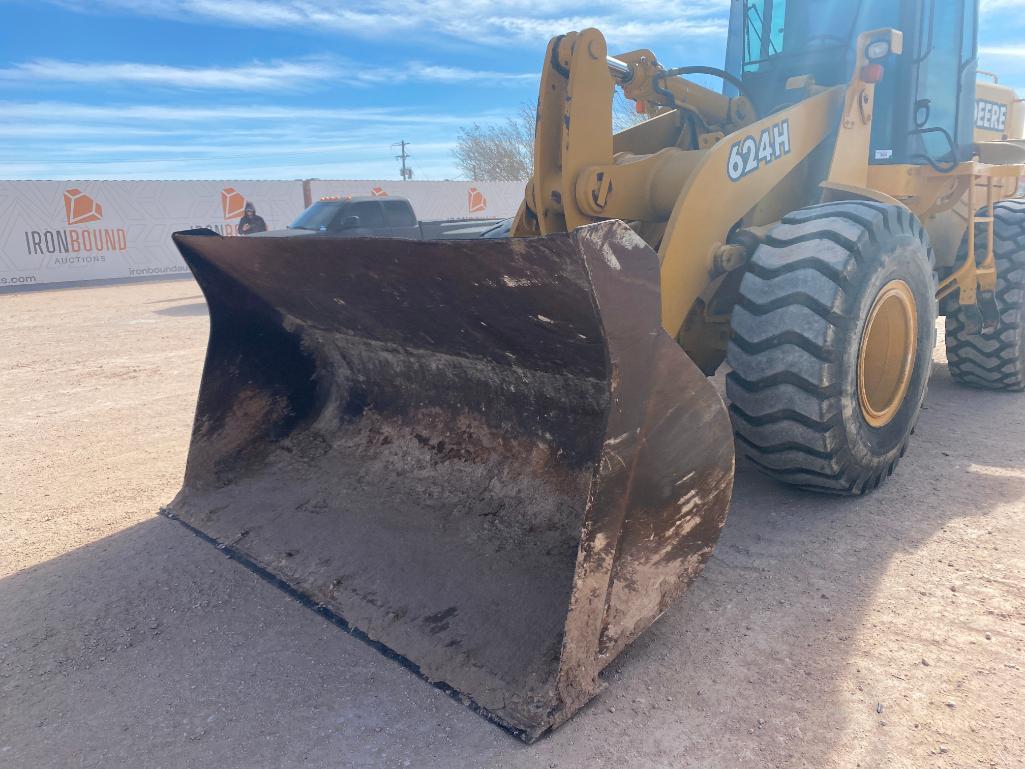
[512,28,1025,362]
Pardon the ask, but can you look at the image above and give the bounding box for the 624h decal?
[727,120,792,182]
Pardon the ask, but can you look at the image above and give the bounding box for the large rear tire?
[726,201,937,495]
[944,200,1025,391]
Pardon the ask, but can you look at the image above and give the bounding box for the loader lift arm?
[514,27,846,349]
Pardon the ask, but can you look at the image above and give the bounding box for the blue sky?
[2,0,1025,181]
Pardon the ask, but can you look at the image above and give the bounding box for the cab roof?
[317,195,409,204]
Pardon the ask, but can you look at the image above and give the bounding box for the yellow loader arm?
[514,28,845,341]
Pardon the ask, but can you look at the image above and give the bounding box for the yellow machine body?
[513,29,1025,370]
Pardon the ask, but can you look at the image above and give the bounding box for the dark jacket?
[238,212,267,236]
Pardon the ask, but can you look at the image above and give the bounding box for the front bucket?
[169,221,734,741]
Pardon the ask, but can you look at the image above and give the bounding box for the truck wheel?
[726,201,937,495]
[944,201,1025,392]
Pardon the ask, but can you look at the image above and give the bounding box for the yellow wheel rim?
[858,280,918,428]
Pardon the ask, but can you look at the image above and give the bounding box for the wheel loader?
[167,0,1025,742]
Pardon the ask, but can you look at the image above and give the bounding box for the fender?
[658,86,845,337]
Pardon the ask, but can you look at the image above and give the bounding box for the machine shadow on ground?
[1,360,1022,769]
[152,302,209,317]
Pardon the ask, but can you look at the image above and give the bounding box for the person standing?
[238,201,267,235]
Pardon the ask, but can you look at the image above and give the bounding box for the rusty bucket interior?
[169,220,734,741]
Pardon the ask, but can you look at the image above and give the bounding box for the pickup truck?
[255,196,504,240]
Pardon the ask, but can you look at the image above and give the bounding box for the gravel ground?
[1,279,1023,769]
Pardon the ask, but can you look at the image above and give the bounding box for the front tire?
[726,201,937,495]
[944,200,1025,391]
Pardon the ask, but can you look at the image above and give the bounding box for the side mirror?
[340,215,360,229]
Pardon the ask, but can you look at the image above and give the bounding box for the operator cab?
[725,0,980,169]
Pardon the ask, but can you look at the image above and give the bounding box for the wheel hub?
[858,280,918,428]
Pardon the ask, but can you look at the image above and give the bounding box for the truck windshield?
[744,0,861,70]
[290,201,344,231]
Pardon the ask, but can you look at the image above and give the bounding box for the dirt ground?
[1,279,1023,769]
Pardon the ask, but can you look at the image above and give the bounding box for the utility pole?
[393,141,413,180]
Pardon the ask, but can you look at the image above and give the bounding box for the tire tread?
[726,200,936,495]
[944,200,1025,392]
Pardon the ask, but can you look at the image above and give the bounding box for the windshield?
[744,0,861,69]
[290,201,345,231]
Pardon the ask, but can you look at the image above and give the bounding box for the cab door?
[906,0,978,166]
[338,201,387,237]
[380,200,421,239]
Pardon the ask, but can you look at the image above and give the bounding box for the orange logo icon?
[468,187,487,213]
[370,187,388,197]
[63,188,103,225]
[221,187,246,219]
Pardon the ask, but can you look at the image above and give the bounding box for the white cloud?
[980,45,1025,58]
[0,58,340,90]
[8,1,730,181]
[982,0,1025,9]
[360,63,535,85]
[0,56,534,90]
[0,100,501,125]
[46,0,728,48]
[0,99,505,179]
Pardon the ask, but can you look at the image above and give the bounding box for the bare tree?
[452,105,535,182]
[453,98,645,181]
[612,91,647,133]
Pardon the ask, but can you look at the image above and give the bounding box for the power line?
[392,140,413,180]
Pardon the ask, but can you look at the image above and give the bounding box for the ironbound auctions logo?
[468,187,487,213]
[193,187,252,235]
[23,188,127,265]
[221,187,246,219]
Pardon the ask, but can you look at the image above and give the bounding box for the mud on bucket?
[169,220,734,741]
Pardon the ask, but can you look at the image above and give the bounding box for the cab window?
[910,0,975,163]
[743,0,788,69]
[290,201,342,231]
[382,200,416,227]
[347,201,385,229]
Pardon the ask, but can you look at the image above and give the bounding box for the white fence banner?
[305,180,524,221]
[0,180,304,288]
[0,179,525,289]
